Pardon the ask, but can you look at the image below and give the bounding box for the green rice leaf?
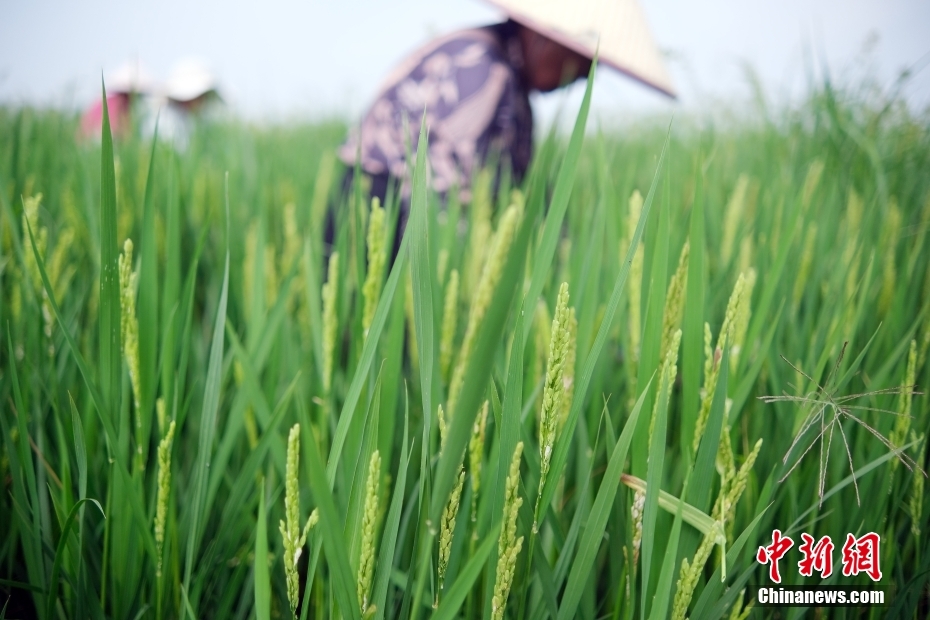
[69,393,89,605]
[640,365,671,620]
[4,324,45,594]
[409,111,438,431]
[45,497,105,619]
[98,79,121,424]
[253,479,270,620]
[618,476,721,540]
[183,175,231,597]
[326,221,409,488]
[632,159,670,478]
[215,371,301,534]
[160,157,182,409]
[557,376,652,620]
[729,304,781,421]
[648,478,686,620]
[521,56,596,343]
[302,238,325,384]
[372,394,411,620]
[681,162,705,460]
[689,507,770,620]
[138,123,160,444]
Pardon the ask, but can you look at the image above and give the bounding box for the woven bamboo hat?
[484,0,676,98]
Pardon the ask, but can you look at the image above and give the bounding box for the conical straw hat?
[484,0,676,98]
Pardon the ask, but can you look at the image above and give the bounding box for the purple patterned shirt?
[339,22,533,201]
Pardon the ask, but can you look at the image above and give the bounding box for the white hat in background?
[107,59,156,95]
[166,58,219,102]
[483,0,676,98]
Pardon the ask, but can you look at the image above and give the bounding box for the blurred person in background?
[82,58,222,149]
[151,58,223,150]
[80,60,155,140]
[338,0,676,222]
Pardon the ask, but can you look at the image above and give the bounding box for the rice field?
[1,71,929,619]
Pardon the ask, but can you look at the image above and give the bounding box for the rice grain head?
[154,420,175,580]
[694,272,748,454]
[469,400,489,523]
[649,329,681,449]
[119,239,141,413]
[437,468,465,601]
[358,450,381,613]
[793,224,818,305]
[559,307,577,434]
[534,283,573,531]
[800,159,825,212]
[465,168,493,296]
[439,269,460,382]
[280,424,318,616]
[322,252,340,395]
[243,221,258,322]
[879,200,902,315]
[721,174,749,265]
[448,198,522,412]
[661,242,689,362]
[910,433,925,537]
[890,340,917,467]
[492,441,524,620]
[362,197,386,336]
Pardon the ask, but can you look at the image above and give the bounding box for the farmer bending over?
[337,0,676,228]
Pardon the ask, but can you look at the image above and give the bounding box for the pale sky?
[1,0,928,125]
